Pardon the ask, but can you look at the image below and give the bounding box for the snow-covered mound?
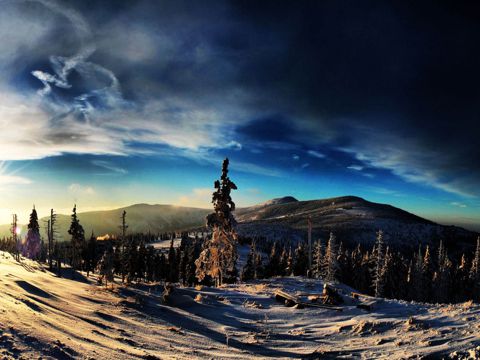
[1,252,480,359]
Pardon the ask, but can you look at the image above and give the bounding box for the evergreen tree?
[373,230,385,297]
[324,232,339,283]
[456,254,470,302]
[265,242,280,277]
[421,245,434,302]
[68,205,85,275]
[167,238,178,282]
[84,232,98,277]
[293,242,308,276]
[312,239,324,278]
[98,246,114,288]
[286,248,294,276]
[196,158,238,286]
[185,240,201,286]
[278,247,288,277]
[23,206,41,259]
[242,241,260,281]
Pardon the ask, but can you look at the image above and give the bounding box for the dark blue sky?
[0,0,479,229]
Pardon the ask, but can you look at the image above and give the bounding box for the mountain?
[1,196,476,252]
[235,195,478,251]
[0,204,211,241]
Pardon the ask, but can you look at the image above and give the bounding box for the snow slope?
[1,252,479,359]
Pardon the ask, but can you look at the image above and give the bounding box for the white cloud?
[68,183,95,195]
[307,150,325,159]
[92,160,128,175]
[450,202,467,208]
[347,164,364,171]
[0,175,32,186]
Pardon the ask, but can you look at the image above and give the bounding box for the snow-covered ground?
[1,251,480,359]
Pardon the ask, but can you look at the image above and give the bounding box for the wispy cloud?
[450,201,467,208]
[347,164,364,171]
[92,160,128,175]
[0,175,32,186]
[68,183,95,195]
[307,150,325,159]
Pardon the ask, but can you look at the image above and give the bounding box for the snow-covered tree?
[324,232,339,283]
[98,246,114,288]
[311,239,324,278]
[372,230,385,297]
[22,206,41,260]
[196,158,238,286]
[421,245,434,302]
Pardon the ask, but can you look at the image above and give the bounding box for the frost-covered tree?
[97,246,114,288]
[22,206,41,260]
[324,232,339,283]
[312,239,324,278]
[196,158,238,286]
[421,245,434,302]
[373,230,385,297]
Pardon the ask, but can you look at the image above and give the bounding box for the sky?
[0,0,479,230]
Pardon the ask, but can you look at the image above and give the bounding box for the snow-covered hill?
[1,252,480,359]
[235,196,478,252]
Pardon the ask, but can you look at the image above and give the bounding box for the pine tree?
[435,249,453,303]
[23,206,41,259]
[421,245,434,302]
[98,246,114,288]
[324,232,339,283]
[312,239,324,278]
[373,230,385,297]
[68,204,85,276]
[286,248,294,276]
[456,254,470,302]
[265,242,280,277]
[196,158,238,286]
[85,232,98,277]
[242,241,259,281]
[167,238,178,283]
[293,242,308,276]
[278,247,288,276]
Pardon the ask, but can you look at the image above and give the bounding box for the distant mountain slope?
[0,196,476,251]
[49,204,211,241]
[235,196,477,251]
[0,204,211,241]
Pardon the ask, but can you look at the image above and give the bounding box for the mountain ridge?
[0,196,476,251]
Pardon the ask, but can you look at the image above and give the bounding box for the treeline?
[242,231,480,304]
